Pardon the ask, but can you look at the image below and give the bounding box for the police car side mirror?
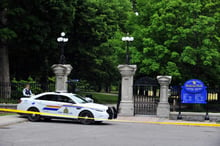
[84,97,94,103]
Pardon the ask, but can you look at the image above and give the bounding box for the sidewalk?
[117,115,217,124]
[0,115,27,127]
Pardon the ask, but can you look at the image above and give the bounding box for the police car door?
[35,94,61,115]
[56,95,78,118]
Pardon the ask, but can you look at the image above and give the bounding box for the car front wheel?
[27,108,41,122]
[78,111,94,125]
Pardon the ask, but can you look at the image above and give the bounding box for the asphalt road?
[0,119,220,146]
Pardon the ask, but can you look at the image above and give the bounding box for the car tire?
[78,111,94,125]
[27,107,41,122]
[95,121,103,124]
[43,117,51,122]
[112,107,118,119]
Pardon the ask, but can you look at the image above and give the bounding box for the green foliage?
[126,0,220,85]
[2,0,219,90]
[48,77,55,83]
[10,77,55,99]
[0,0,16,45]
[11,77,36,84]
[0,28,16,41]
[2,0,132,91]
[11,77,42,98]
[7,0,77,80]
[68,0,132,90]
[76,80,91,91]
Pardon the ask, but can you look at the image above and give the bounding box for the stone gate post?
[157,76,172,118]
[118,65,137,116]
[51,64,72,92]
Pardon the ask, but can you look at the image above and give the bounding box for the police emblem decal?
[64,107,69,113]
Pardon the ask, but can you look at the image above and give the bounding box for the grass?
[109,91,119,94]
[0,112,17,116]
[79,92,118,104]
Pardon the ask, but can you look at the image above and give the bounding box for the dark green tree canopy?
[1,0,132,91]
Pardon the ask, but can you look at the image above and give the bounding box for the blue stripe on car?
[43,108,59,111]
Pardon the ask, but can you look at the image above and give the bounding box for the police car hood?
[79,103,108,110]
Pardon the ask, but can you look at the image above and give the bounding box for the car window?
[36,95,57,101]
[57,95,75,103]
[71,94,87,104]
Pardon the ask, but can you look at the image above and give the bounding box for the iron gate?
[133,77,160,115]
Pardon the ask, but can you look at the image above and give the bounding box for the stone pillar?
[157,76,172,118]
[118,65,137,116]
[51,64,72,92]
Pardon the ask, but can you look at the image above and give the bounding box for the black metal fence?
[169,86,220,113]
[133,85,160,115]
[133,77,160,115]
[0,82,55,103]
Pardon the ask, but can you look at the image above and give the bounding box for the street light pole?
[122,33,134,65]
[126,41,129,64]
[57,32,68,64]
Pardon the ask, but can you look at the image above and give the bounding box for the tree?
[68,0,132,91]
[1,0,133,92]
[126,0,220,86]
[0,0,16,98]
[7,0,77,81]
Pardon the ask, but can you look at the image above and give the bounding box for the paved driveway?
[0,119,219,146]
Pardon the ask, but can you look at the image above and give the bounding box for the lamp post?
[122,33,134,64]
[57,32,68,64]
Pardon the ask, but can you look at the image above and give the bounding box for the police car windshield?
[71,94,88,104]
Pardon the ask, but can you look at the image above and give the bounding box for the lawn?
[79,92,118,104]
[0,112,17,116]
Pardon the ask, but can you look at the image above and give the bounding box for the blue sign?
[181,79,207,104]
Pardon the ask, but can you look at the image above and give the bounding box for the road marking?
[0,108,220,127]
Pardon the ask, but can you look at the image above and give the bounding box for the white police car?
[17,92,117,124]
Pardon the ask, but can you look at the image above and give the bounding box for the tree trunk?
[0,45,11,99]
[0,46,10,82]
[0,8,11,99]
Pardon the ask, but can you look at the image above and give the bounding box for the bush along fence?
[169,86,220,113]
[0,82,55,103]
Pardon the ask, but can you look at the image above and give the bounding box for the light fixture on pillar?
[57,32,68,64]
[122,33,134,65]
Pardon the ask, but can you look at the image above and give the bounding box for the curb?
[116,116,220,127]
[0,115,27,127]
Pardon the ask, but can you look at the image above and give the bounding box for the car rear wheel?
[78,111,94,125]
[27,108,41,122]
